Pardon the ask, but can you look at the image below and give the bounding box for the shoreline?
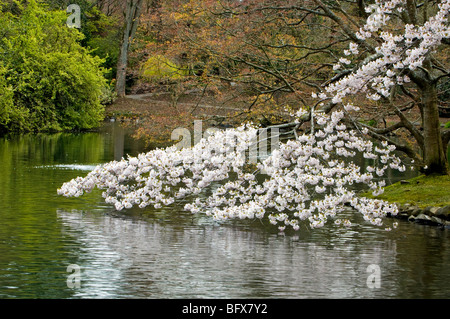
[391,203,450,228]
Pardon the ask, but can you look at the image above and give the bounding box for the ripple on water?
[35,164,100,171]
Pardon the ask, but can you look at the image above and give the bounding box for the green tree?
[0,0,107,133]
[41,0,122,81]
[0,63,16,127]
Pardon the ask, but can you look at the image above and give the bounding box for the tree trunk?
[115,0,143,97]
[115,36,129,97]
[420,83,449,175]
[357,0,368,18]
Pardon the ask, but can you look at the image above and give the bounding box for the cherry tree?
[149,0,449,175]
[317,0,450,175]
[58,0,449,231]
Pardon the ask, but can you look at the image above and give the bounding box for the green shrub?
[0,0,107,133]
[141,55,188,82]
[99,84,118,105]
[0,63,30,132]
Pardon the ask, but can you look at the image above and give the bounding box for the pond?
[0,121,449,299]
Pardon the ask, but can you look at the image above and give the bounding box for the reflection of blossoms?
[59,110,402,231]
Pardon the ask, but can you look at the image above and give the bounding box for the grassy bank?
[365,174,450,208]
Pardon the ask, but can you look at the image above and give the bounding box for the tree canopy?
[0,0,107,133]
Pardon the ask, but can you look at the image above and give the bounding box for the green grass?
[364,174,450,208]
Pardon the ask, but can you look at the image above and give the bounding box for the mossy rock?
[436,205,450,220]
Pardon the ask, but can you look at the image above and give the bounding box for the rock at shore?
[398,204,450,228]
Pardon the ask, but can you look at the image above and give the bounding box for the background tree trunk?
[115,0,143,97]
[420,83,449,175]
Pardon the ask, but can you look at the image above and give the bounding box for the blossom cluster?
[58,110,403,231]
[321,0,450,103]
[58,123,259,210]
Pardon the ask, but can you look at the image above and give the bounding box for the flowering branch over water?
[57,0,449,231]
[58,110,403,231]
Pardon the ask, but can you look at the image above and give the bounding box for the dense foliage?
[0,0,107,133]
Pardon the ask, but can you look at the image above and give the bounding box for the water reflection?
[55,207,449,299]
